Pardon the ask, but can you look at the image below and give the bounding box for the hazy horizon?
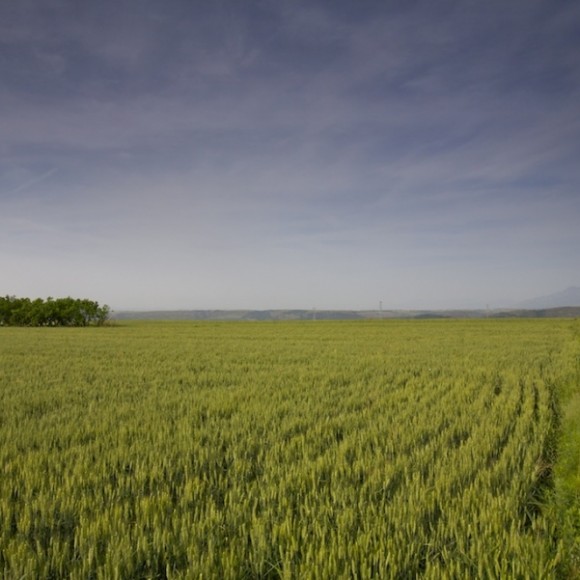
[2,1,579,311]
[112,285,580,313]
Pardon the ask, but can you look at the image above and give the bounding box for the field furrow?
[0,320,577,578]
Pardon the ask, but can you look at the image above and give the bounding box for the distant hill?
[112,309,366,321]
[111,306,580,321]
[514,286,580,309]
[495,306,580,319]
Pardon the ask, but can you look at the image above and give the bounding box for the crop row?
[0,320,577,578]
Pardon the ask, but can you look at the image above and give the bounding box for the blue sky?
[1,0,579,310]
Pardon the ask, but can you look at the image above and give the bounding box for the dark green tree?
[0,296,110,327]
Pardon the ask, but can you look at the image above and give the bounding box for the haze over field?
[1,0,579,311]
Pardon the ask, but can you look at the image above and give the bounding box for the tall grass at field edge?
[554,321,580,577]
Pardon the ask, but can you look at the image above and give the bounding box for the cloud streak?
[5,168,58,196]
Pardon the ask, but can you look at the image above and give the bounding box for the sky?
[1,0,579,311]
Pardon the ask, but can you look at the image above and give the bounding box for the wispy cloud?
[5,168,58,196]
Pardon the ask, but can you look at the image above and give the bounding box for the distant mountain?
[515,286,580,309]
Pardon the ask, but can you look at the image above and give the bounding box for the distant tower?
[379,300,383,318]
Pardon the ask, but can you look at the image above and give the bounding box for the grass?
[553,322,580,577]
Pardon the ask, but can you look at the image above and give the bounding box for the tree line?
[0,296,110,327]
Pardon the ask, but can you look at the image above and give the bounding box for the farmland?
[1,319,579,578]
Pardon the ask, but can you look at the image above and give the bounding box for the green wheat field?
[1,320,579,578]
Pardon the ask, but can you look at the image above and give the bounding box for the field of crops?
[0,319,578,578]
